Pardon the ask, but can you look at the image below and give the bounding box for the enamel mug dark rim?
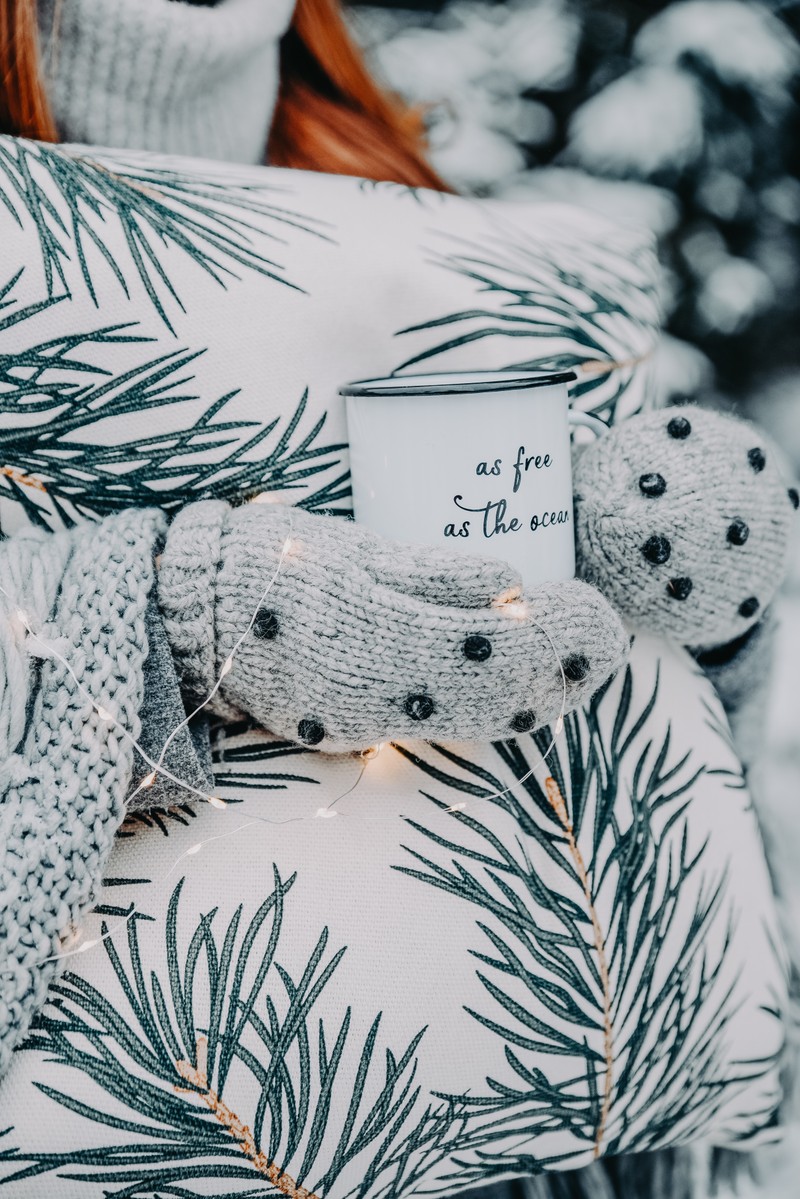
[339,369,578,398]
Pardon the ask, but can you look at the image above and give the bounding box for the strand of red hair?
[0,0,450,191]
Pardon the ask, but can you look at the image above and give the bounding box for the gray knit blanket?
[0,508,164,1077]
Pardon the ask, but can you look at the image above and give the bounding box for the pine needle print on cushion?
[0,137,787,1196]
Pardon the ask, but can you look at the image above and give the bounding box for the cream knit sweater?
[37,0,296,163]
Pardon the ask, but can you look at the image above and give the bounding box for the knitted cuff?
[131,591,215,810]
[157,499,235,713]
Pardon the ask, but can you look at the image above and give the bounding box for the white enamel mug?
[341,370,606,589]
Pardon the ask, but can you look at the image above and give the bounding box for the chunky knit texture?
[37,0,295,163]
[157,500,630,752]
[0,508,165,1076]
[573,407,796,647]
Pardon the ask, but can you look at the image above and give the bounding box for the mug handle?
[569,410,608,439]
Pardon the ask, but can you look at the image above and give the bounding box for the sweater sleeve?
[691,612,776,773]
[129,589,214,811]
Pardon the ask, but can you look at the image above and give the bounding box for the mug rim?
[339,369,578,397]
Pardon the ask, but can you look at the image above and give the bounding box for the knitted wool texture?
[37,0,295,163]
[0,508,164,1076]
[573,407,796,647]
[157,500,630,752]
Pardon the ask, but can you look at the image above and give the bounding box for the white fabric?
[38,0,296,163]
[0,638,787,1195]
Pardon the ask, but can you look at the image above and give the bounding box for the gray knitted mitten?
[574,407,797,649]
[158,500,628,752]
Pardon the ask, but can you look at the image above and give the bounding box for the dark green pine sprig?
[393,664,783,1185]
[0,274,350,530]
[392,224,660,423]
[209,727,327,795]
[0,135,334,332]
[8,870,463,1198]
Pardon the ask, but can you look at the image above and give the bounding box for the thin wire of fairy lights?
[0,506,567,966]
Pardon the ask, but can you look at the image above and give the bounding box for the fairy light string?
[0,507,568,968]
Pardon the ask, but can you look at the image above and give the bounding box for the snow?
[636,1,799,94]
[648,333,715,403]
[357,0,579,191]
[497,167,680,236]
[567,65,705,177]
[695,256,774,334]
[430,117,525,191]
[493,0,581,91]
[695,169,748,222]
[372,26,491,103]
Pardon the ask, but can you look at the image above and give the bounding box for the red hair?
[0,0,449,190]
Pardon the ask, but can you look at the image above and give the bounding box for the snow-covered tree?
[350,0,800,406]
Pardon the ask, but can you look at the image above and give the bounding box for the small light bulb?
[555,714,564,736]
[282,537,294,555]
[446,802,468,813]
[59,925,80,951]
[316,807,338,819]
[251,491,279,504]
[208,795,227,809]
[492,587,523,608]
[77,940,97,954]
[504,601,528,621]
[96,705,114,722]
[15,608,30,625]
[220,657,233,677]
[142,771,157,788]
[360,743,385,761]
[186,843,203,856]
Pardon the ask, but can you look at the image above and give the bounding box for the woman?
[0,4,790,1198]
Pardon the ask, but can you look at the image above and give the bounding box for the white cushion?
[0,138,786,1193]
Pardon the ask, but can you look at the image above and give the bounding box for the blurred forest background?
[350,0,800,454]
[347,6,800,1195]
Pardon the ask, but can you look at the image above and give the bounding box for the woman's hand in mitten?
[157,500,628,752]
[573,406,798,649]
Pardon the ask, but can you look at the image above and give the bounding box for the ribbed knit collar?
[37,0,296,164]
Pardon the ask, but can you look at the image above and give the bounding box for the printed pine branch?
[9,870,455,1196]
[393,663,774,1183]
[175,1034,320,1199]
[543,776,614,1159]
[392,226,659,421]
[0,136,334,331]
[0,278,348,528]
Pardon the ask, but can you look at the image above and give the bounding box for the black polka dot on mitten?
[667,416,692,439]
[642,534,671,564]
[510,709,537,733]
[253,608,280,639]
[563,653,590,682]
[462,634,492,662]
[748,447,766,472]
[726,519,749,546]
[298,717,325,745]
[668,577,693,600]
[639,473,667,497]
[405,694,435,721]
